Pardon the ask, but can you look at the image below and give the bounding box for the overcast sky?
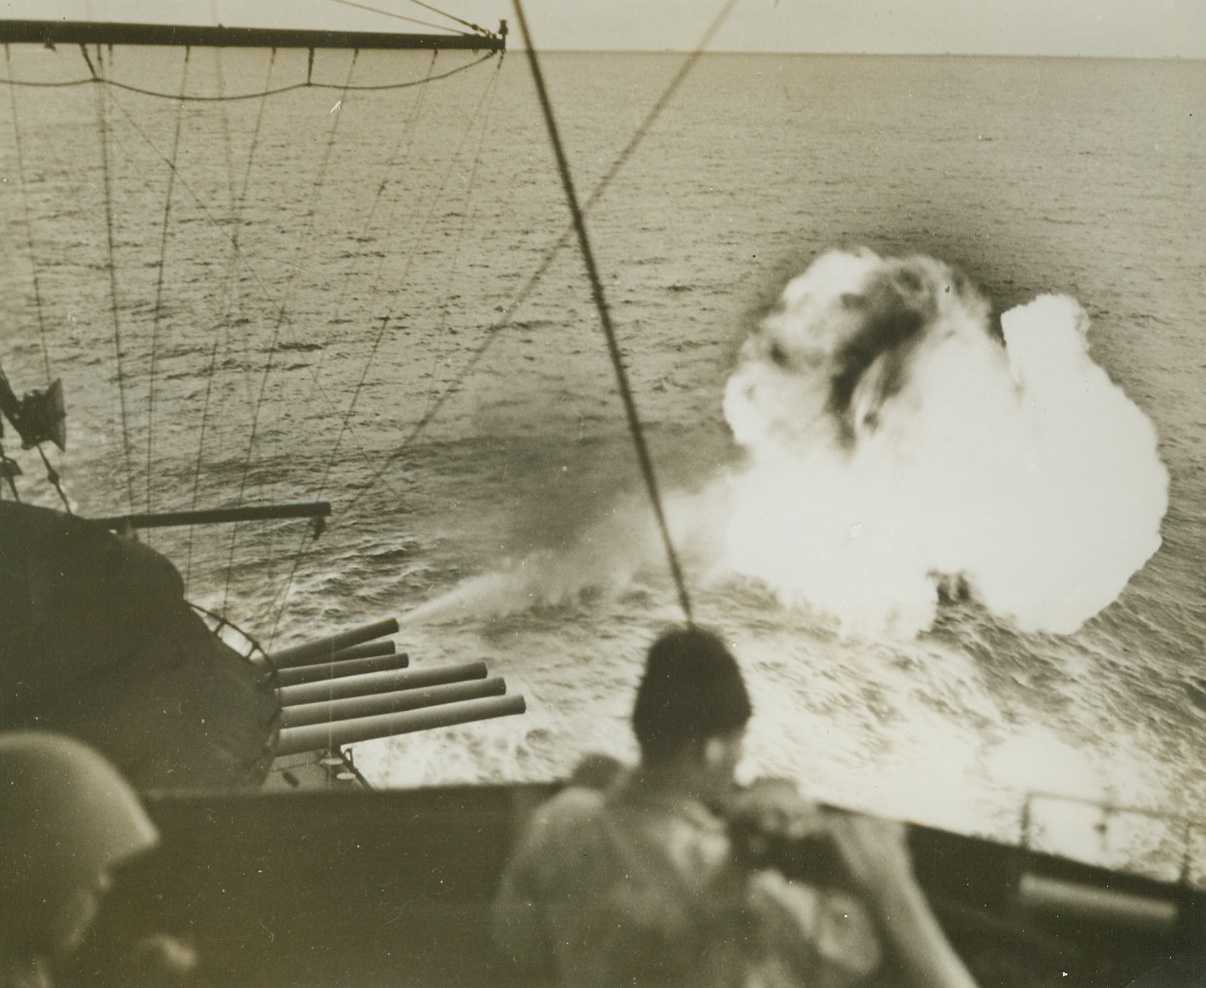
[1,0,1203,58]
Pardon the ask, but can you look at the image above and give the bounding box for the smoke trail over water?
[721,248,1168,636]
[401,490,660,625]
[402,248,1167,640]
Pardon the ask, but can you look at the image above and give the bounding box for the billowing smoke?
[721,248,1168,636]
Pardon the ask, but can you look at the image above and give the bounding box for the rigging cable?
[395,0,496,35]
[187,46,277,588]
[81,50,385,498]
[146,47,191,516]
[297,47,440,395]
[265,49,444,632]
[493,0,738,330]
[269,52,503,638]
[0,437,18,500]
[324,0,501,38]
[222,49,361,616]
[35,444,71,512]
[0,53,499,102]
[80,52,424,548]
[0,364,20,500]
[321,54,501,495]
[326,0,480,37]
[410,55,502,436]
[343,0,739,510]
[513,0,693,622]
[5,45,74,512]
[87,43,137,511]
[4,45,52,384]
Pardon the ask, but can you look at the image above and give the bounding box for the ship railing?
[1020,790,1204,889]
[189,602,272,669]
[1008,790,1205,938]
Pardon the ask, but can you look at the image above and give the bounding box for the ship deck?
[62,784,1202,988]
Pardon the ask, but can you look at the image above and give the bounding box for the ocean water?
[1,47,1202,882]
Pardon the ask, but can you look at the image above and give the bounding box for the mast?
[0,20,507,52]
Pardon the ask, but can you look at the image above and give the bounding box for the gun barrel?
[280,676,507,728]
[269,618,400,669]
[276,693,526,756]
[275,651,410,688]
[277,660,488,707]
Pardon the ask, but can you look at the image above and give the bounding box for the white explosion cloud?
[721,248,1168,636]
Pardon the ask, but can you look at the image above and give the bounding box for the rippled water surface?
[1,48,1202,880]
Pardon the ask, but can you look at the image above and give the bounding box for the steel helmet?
[0,732,158,910]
